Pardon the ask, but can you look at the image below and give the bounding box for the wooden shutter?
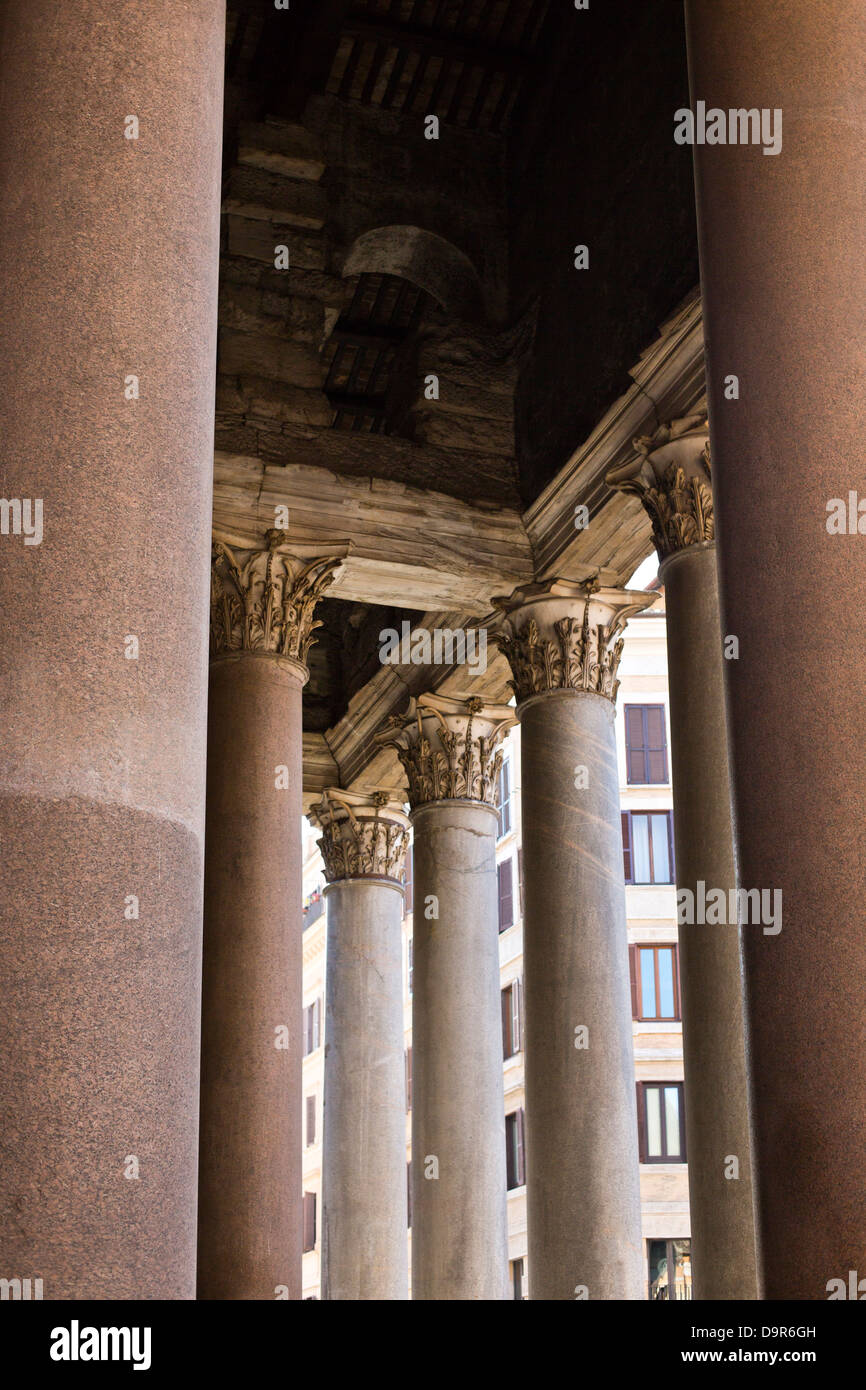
[498,857,514,931]
[306,1094,316,1145]
[516,1107,526,1186]
[625,705,647,783]
[646,705,668,783]
[405,1047,412,1111]
[312,998,321,1050]
[512,977,522,1053]
[622,811,632,882]
[628,944,640,1019]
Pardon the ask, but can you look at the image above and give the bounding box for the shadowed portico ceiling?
[226,0,552,134]
[219,0,702,764]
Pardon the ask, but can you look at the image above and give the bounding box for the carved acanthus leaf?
[312,789,410,884]
[378,695,514,810]
[210,531,341,663]
[606,416,714,559]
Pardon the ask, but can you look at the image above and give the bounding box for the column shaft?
[321,879,408,1300]
[662,544,757,1299]
[686,0,866,1297]
[521,693,644,1301]
[0,0,224,1298]
[198,653,304,1299]
[411,800,508,1300]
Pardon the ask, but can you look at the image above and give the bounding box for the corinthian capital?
[605,415,713,559]
[494,578,651,706]
[309,788,410,884]
[377,693,515,811]
[210,530,342,664]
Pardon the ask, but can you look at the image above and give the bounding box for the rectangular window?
[501,979,522,1059]
[510,1257,525,1300]
[629,944,680,1021]
[505,1108,526,1189]
[497,758,512,838]
[498,857,514,933]
[405,1047,412,1112]
[637,1082,686,1162]
[303,998,321,1056]
[625,704,669,785]
[303,1191,317,1252]
[305,1094,316,1146]
[622,811,675,884]
[407,936,413,995]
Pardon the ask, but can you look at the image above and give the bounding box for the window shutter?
[516,1107,526,1186]
[625,705,647,783]
[628,944,639,1019]
[312,998,321,1050]
[501,986,511,1060]
[306,1094,316,1145]
[498,857,514,932]
[407,1162,412,1229]
[667,811,676,882]
[408,936,413,994]
[405,1047,412,1111]
[512,978,522,1053]
[646,705,668,783]
[622,811,632,883]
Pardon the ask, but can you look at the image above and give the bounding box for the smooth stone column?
[381,695,513,1301]
[312,789,410,1301]
[497,579,649,1300]
[686,0,866,1299]
[198,534,340,1300]
[608,418,758,1300]
[0,0,224,1298]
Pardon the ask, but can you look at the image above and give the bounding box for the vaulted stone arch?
[341,225,485,323]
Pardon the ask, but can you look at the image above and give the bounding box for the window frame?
[622,809,675,885]
[505,1107,526,1190]
[637,1081,687,1164]
[630,943,681,1022]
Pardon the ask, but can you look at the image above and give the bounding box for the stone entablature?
[310,788,410,885]
[378,693,515,811]
[495,577,651,706]
[605,415,713,560]
[210,529,342,664]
